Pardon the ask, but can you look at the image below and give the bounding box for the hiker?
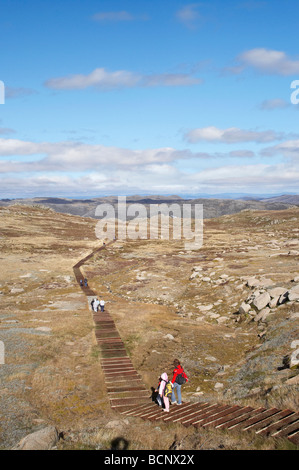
[170,359,188,405]
[90,298,95,310]
[99,299,105,312]
[156,372,171,412]
[79,279,83,287]
[84,278,88,287]
[93,298,100,312]
[154,377,162,406]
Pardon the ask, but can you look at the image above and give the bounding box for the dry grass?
[0,204,298,450]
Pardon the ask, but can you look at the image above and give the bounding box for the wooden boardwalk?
[73,243,299,447]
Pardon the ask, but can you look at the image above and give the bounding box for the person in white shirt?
[99,299,105,312]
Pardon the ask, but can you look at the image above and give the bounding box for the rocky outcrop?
[238,281,299,321]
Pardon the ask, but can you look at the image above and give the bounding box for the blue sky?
[0,0,299,198]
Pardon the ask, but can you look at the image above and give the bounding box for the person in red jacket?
[171,359,188,405]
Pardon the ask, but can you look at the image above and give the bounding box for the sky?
[0,0,299,198]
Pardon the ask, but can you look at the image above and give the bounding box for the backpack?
[164,381,173,398]
[175,370,188,385]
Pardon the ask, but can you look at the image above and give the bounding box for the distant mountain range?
[1,194,298,219]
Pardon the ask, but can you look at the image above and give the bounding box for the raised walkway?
[73,243,299,447]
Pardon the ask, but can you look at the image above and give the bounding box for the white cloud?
[0,138,197,173]
[92,11,134,22]
[1,137,298,197]
[5,87,37,99]
[176,4,201,29]
[45,68,141,91]
[185,126,283,143]
[186,162,299,192]
[0,127,15,135]
[261,140,299,158]
[1,161,298,198]
[92,11,148,22]
[45,67,202,91]
[259,99,290,110]
[237,1,267,10]
[229,150,255,158]
[143,73,202,87]
[230,48,299,76]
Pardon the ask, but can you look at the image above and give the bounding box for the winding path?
[73,243,299,447]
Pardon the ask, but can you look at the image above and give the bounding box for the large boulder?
[288,284,299,301]
[13,426,59,450]
[252,292,271,311]
[269,296,280,308]
[267,287,288,299]
[246,277,273,288]
[254,307,272,323]
[278,291,289,305]
[246,277,260,288]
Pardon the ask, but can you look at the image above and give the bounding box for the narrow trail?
[73,243,299,447]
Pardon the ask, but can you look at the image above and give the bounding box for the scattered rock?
[190,272,199,279]
[105,419,129,430]
[13,426,59,450]
[239,302,251,315]
[10,287,24,294]
[285,375,299,385]
[197,304,213,312]
[164,334,175,341]
[192,266,203,272]
[214,382,224,390]
[205,355,217,362]
[290,349,299,369]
